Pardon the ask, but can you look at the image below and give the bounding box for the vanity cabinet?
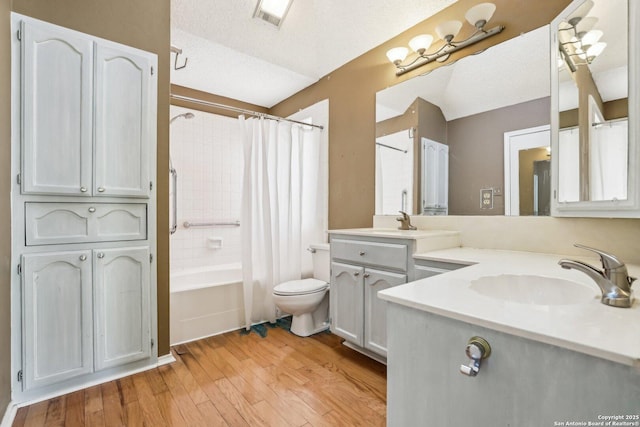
[386,303,640,426]
[329,236,410,359]
[20,18,154,198]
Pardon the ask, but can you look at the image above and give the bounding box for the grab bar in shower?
[170,167,178,234]
[183,220,241,229]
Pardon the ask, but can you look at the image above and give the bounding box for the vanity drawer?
[25,202,147,245]
[331,238,408,271]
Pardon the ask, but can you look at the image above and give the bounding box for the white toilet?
[273,243,330,337]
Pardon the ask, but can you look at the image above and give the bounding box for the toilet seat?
[274,278,328,296]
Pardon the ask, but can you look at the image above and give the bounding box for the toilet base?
[290,313,329,337]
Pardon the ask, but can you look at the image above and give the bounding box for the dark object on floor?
[239,316,292,338]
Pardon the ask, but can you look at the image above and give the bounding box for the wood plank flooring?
[13,326,387,426]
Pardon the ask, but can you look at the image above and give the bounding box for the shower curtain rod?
[170,94,324,130]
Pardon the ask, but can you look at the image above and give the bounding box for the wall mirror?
[551,0,639,217]
[376,26,553,216]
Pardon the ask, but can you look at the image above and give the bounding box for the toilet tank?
[310,243,330,283]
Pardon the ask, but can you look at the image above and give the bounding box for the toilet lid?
[274,278,328,296]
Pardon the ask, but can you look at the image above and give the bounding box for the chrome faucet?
[558,244,636,308]
[396,211,417,230]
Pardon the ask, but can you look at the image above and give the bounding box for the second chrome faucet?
[559,244,636,308]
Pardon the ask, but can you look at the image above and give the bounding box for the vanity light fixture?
[253,0,293,28]
[386,2,504,76]
[558,0,607,72]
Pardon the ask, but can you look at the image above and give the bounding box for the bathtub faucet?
[558,244,636,308]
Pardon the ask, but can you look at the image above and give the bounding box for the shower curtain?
[240,116,323,330]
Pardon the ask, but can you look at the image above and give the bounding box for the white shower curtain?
[240,116,323,330]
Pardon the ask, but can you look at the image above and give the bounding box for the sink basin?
[469,274,598,305]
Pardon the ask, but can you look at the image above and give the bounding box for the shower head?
[170,112,195,124]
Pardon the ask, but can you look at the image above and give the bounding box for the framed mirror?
[376,26,552,216]
[551,0,640,217]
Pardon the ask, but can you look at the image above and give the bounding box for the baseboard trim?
[15,358,162,408]
[342,341,387,365]
[0,401,17,427]
[157,353,176,366]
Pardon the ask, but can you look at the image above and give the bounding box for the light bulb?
[568,0,594,22]
[386,47,409,65]
[435,20,462,43]
[409,34,434,54]
[581,29,603,47]
[465,3,496,28]
[586,42,606,58]
[576,16,597,33]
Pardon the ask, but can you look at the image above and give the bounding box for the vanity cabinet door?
[94,44,153,198]
[94,247,151,371]
[20,20,93,196]
[364,268,406,357]
[330,262,364,346]
[22,251,93,390]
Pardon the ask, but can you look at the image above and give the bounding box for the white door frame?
[504,125,550,215]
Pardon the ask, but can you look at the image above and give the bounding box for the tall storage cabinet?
[11,14,158,402]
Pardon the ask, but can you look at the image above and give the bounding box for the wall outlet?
[480,188,494,209]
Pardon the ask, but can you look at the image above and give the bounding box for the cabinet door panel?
[21,21,93,196]
[25,203,147,245]
[22,251,93,390]
[94,247,151,370]
[330,262,364,345]
[364,268,406,357]
[94,45,152,197]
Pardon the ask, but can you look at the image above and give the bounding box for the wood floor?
[13,326,387,426]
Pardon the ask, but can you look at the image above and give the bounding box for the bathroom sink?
[469,274,598,305]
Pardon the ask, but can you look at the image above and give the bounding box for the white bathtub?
[170,263,245,345]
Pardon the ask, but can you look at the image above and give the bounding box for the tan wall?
[11,0,172,355]
[448,97,550,215]
[270,0,572,229]
[560,98,628,128]
[1,0,12,413]
[171,84,269,118]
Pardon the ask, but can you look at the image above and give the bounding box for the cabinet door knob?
[97,187,105,193]
[359,251,366,256]
[88,207,96,213]
[97,252,105,259]
[363,273,370,279]
[353,272,360,277]
[79,255,87,261]
[80,186,87,193]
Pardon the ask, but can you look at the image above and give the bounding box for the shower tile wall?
[170,106,243,271]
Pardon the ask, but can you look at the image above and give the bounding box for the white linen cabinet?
[20,18,153,198]
[11,13,158,401]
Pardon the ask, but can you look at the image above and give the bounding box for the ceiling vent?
[253,0,293,28]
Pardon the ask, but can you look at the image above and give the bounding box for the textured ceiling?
[170,0,457,107]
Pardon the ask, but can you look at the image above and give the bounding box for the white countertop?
[328,228,461,253]
[328,227,459,240]
[379,247,640,367]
